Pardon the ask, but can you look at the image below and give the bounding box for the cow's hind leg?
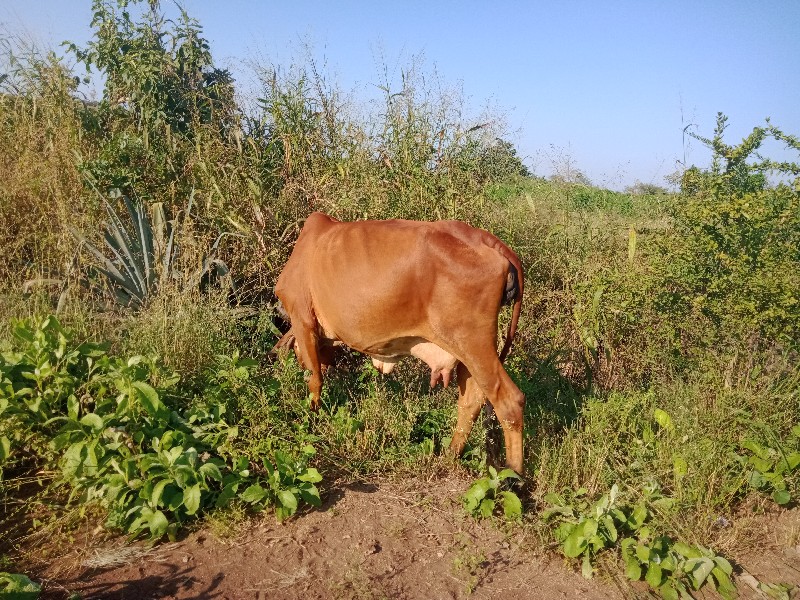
[463,353,525,475]
[449,363,485,458]
[293,325,324,411]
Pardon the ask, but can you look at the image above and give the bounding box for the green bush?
[0,316,322,539]
[661,114,800,354]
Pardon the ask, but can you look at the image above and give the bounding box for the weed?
[0,572,40,599]
[735,425,800,505]
[0,316,324,541]
[543,484,736,598]
[463,467,523,520]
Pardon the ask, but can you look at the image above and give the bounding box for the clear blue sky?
[2,1,799,189]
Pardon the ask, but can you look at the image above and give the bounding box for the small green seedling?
[463,466,523,520]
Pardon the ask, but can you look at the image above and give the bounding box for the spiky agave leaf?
[125,195,156,292]
[103,200,149,300]
[69,226,144,306]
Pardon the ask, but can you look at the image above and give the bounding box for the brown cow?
[273,212,525,474]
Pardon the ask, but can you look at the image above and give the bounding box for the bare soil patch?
[38,474,622,599]
[32,476,800,599]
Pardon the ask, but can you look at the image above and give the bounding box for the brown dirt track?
[35,474,799,600]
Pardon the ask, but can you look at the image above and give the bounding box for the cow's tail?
[497,244,524,363]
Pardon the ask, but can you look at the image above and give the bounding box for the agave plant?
[71,190,232,308]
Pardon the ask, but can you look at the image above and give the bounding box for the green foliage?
[735,426,800,505]
[462,466,523,520]
[455,138,531,183]
[543,484,735,598]
[543,484,650,578]
[238,446,322,521]
[66,0,236,202]
[664,113,800,348]
[0,572,41,600]
[0,316,323,540]
[621,537,735,600]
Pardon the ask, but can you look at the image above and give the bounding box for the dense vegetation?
[1,1,798,597]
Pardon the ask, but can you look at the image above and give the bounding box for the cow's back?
[305,218,508,354]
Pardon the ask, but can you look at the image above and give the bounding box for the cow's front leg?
[294,326,324,411]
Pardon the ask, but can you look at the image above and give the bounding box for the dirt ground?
[35,474,800,600]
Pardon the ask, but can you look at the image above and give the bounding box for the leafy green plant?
[462,466,523,520]
[621,537,735,600]
[735,426,800,505]
[0,572,41,600]
[1,315,324,540]
[663,114,800,348]
[239,445,322,521]
[543,484,643,578]
[542,484,736,598]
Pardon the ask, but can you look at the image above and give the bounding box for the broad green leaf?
[297,468,323,483]
[62,442,86,478]
[479,498,495,518]
[673,456,688,477]
[0,572,41,598]
[658,583,679,600]
[772,489,790,505]
[80,412,104,433]
[635,544,651,563]
[684,557,714,589]
[748,456,773,473]
[84,443,98,476]
[791,424,800,439]
[645,563,663,588]
[198,462,223,481]
[151,479,171,507]
[563,529,588,558]
[742,440,770,460]
[711,566,736,600]
[672,541,701,559]
[463,478,492,511]
[602,514,618,542]
[0,436,11,462]
[630,503,648,528]
[299,485,322,507]
[216,482,239,508]
[582,518,598,539]
[240,484,268,504]
[747,470,766,488]
[148,509,169,539]
[786,452,800,471]
[164,486,183,512]
[544,492,564,506]
[653,408,674,432]
[623,553,642,580]
[541,505,574,520]
[67,394,79,420]
[277,490,298,515]
[581,553,593,579]
[132,381,161,417]
[183,484,201,515]
[497,468,522,481]
[500,490,522,519]
[714,556,733,575]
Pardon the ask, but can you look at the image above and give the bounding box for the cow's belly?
[316,314,460,388]
[361,337,459,388]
